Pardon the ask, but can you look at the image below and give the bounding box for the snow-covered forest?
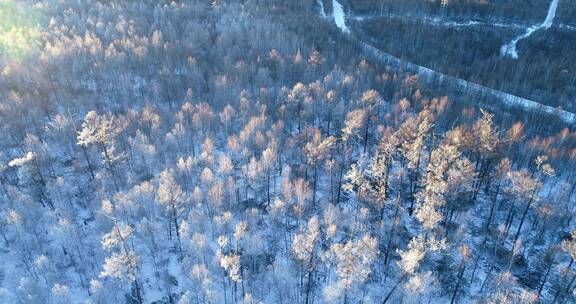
[1,0,576,303]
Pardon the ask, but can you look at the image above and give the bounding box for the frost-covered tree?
[100,222,143,303]
[292,216,321,304]
[506,155,553,249]
[77,111,125,191]
[342,109,367,145]
[415,142,461,232]
[485,158,511,239]
[155,169,186,255]
[399,113,431,211]
[326,235,378,302]
[304,129,335,205]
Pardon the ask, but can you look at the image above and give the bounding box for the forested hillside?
[343,0,576,112]
[1,0,576,303]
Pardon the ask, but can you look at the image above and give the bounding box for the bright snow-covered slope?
[501,0,560,58]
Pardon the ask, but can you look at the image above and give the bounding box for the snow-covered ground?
[501,0,560,58]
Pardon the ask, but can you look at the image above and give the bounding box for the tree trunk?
[512,201,532,248]
[304,250,315,304]
[267,170,271,207]
[101,144,119,192]
[173,205,182,258]
[512,188,537,245]
[484,180,501,242]
[382,274,407,304]
[68,109,96,180]
[553,273,576,303]
[326,111,332,137]
[504,200,516,235]
[384,195,401,266]
[336,162,344,205]
[469,259,478,288]
[363,118,370,153]
[312,165,318,207]
[479,266,494,293]
[408,154,422,216]
[562,274,576,302]
[450,261,466,304]
[132,279,144,304]
[538,262,553,296]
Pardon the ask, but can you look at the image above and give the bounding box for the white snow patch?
[332,0,350,34]
[501,0,559,58]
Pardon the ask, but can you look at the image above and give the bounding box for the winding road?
[501,0,560,58]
